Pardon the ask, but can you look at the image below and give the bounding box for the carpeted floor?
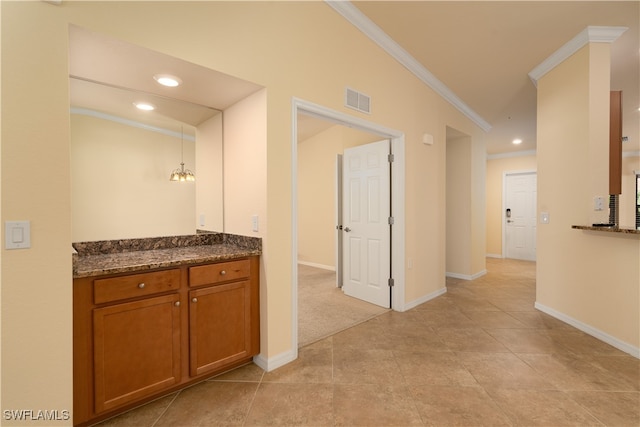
[298,264,389,347]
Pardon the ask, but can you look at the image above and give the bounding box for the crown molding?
[487,149,537,160]
[528,26,628,86]
[70,107,196,141]
[325,0,491,132]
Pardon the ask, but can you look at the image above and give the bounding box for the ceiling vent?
[345,87,371,114]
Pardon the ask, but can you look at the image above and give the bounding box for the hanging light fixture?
[169,127,195,182]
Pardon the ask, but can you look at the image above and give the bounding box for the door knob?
[344,227,351,232]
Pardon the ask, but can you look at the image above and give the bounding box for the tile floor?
[95,258,639,426]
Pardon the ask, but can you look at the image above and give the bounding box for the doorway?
[503,171,537,261]
[292,98,405,352]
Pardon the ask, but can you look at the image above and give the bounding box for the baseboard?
[297,260,335,271]
[535,302,640,359]
[445,270,487,281]
[253,348,298,372]
[486,253,503,259]
[404,287,447,311]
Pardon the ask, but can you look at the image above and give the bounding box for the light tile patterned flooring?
[95,258,639,426]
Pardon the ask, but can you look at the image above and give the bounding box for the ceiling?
[69,25,263,135]
[352,1,639,155]
[69,2,639,154]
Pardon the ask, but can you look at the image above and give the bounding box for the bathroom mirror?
[70,78,222,241]
[69,25,261,242]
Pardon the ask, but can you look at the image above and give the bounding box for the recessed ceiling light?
[153,74,182,87]
[134,102,155,111]
[512,138,523,145]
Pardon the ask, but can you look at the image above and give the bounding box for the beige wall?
[486,154,537,257]
[445,132,486,278]
[536,43,639,354]
[1,2,486,421]
[71,114,197,241]
[297,124,379,269]
[446,136,471,275]
[195,113,224,232]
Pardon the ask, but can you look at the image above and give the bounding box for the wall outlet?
[251,215,259,232]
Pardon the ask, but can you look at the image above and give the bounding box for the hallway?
[95,258,639,426]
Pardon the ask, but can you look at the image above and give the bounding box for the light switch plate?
[5,221,31,249]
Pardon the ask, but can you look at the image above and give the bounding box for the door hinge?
[388,278,395,287]
[388,153,394,163]
[388,216,394,225]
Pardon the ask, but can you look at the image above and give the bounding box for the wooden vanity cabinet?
[188,259,256,376]
[93,292,181,413]
[73,256,260,427]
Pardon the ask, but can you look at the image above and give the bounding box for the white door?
[505,172,537,261]
[342,140,391,308]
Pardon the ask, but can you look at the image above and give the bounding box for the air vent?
[345,87,371,114]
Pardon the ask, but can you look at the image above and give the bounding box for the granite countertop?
[571,225,640,235]
[73,232,261,278]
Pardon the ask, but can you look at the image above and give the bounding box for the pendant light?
[169,127,195,182]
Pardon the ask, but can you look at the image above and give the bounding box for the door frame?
[291,97,405,352]
[502,169,537,259]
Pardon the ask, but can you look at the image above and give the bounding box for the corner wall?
[536,43,640,355]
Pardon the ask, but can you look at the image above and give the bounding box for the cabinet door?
[93,293,181,413]
[189,281,252,376]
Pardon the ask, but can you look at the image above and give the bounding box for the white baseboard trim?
[535,302,640,359]
[404,287,447,311]
[486,253,503,259]
[445,270,487,281]
[253,348,298,372]
[297,260,335,271]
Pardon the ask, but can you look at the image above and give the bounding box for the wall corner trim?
[325,0,491,132]
[528,26,628,87]
[253,349,298,373]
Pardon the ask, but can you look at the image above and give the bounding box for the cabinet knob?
[174,301,180,307]
[220,270,226,276]
[138,283,145,289]
[192,297,198,303]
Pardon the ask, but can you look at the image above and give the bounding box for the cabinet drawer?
[189,259,250,287]
[94,269,181,304]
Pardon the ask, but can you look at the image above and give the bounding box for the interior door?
[505,172,537,261]
[342,140,391,308]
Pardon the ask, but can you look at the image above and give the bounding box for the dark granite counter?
[73,232,261,278]
[571,225,640,235]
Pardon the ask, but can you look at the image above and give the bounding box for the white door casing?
[282,97,405,372]
[335,154,343,287]
[504,172,537,261]
[342,140,391,308]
